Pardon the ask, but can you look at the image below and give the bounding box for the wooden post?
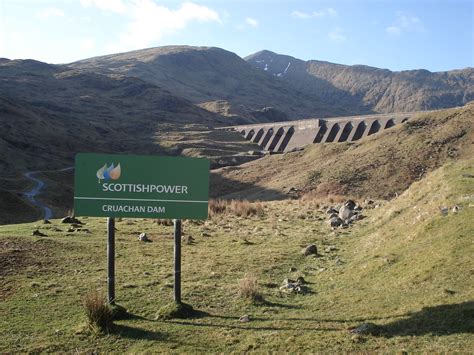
[173,219,182,303]
[107,217,115,305]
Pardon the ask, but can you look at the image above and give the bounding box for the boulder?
[329,216,343,227]
[344,200,356,210]
[339,206,353,221]
[302,244,317,256]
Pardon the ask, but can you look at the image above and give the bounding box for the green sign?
[74,153,209,219]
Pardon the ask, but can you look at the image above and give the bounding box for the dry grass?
[237,275,263,302]
[83,292,113,333]
[209,199,264,218]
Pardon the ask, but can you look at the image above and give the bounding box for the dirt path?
[23,167,74,220]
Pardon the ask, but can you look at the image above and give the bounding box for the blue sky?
[0,0,472,71]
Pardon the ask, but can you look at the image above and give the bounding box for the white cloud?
[386,26,401,36]
[80,0,127,14]
[291,10,310,19]
[246,17,259,28]
[386,12,425,36]
[291,8,338,19]
[328,27,346,42]
[35,7,65,20]
[105,0,222,52]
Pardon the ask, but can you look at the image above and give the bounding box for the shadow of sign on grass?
[370,301,474,337]
[114,324,169,341]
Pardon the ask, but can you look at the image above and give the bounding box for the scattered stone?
[239,315,250,323]
[326,207,338,214]
[325,245,337,252]
[440,207,449,216]
[344,200,356,210]
[67,227,75,233]
[329,213,339,219]
[339,206,353,221]
[365,199,375,205]
[329,216,343,227]
[452,205,460,213]
[279,278,309,294]
[350,322,379,335]
[296,276,306,284]
[302,244,317,256]
[61,216,81,224]
[350,214,364,222]
[289,267,297,272]
[43,219,51,224]
[354,204,363,211]
[138,233,150,242]
[32,229,47,237]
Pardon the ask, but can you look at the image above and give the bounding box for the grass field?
[1,158,473,352]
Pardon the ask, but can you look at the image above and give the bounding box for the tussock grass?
[238,275,263,303]
[83,292,114,333]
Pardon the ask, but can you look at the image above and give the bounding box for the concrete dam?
[229,112,417,153]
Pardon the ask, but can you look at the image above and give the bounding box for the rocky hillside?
[246,50,474,114]
[69,46,339,122]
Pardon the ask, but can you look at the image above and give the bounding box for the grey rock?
[350,322,379,335]
[32,229,47,237]
[452,205,460,213]
[344,200,356,210]
[61,216,81,224]
[326,207,338,214]
[440,207,449,216]
[289,267,297,272]
[302,244,317,256]
[138,233,150,242]
[239,315,250,323]
[350,214,363,222]
[328,213,339,219]
[296,276,306,284]
[329,216,343,227]
[339,206,353,220]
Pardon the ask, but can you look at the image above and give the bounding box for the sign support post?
[107,217,115,305]
[173,219,182,303]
